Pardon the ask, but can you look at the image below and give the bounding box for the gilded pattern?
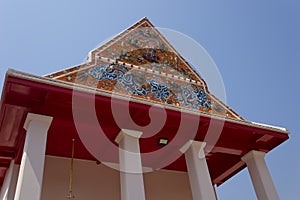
[98,24,201,82]
[74,63,212,111]
[46,18,243,120]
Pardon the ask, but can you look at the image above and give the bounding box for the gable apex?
[45,18,243,120]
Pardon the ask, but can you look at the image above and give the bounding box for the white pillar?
[180,140,217,200]
[0,160,15,200]
[14,113,53,200]
[0,160,20,200]
[115,129,145,200]
[242,150,279,200]
[7,164,20,200]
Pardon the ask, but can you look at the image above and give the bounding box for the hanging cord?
[67,139,75,199]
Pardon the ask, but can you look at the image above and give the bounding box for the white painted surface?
[116,129,145,200]
[242,150,280,200]
[14,113,53,200]
[183,141,217,200]
[0,160,14,200]
[7,164,20,200]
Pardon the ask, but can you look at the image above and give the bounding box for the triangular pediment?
[45,18,243,120]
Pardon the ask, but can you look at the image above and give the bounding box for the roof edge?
[5,69,289,135]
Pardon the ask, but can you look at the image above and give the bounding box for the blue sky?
[0,0,299,199]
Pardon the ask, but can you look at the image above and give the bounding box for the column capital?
[23,113,53,131]
[15,113,53,200]
[241,150,266,163]
[182,140,216,200]
[115,129,145,200]
[180,140,206,159]
[115,129,143,144]
[241,150,279,200]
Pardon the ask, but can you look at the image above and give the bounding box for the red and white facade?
[0,18,289,199]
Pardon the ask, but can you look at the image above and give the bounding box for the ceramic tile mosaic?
[45,18,243,120]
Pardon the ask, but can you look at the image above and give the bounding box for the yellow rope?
[67,139,75,199]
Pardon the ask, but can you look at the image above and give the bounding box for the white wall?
[41,156,192,200]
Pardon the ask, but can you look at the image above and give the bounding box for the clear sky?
[0,0,299,199]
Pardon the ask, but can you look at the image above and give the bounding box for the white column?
[180,140,217,200]
[7,164,20,200]
[0,160,15,200]
[115,129,145,200]
[14,113,53,200]
[242,150,279,200]
[0,160,20,200]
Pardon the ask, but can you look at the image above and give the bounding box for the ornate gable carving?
[45,18,243,120]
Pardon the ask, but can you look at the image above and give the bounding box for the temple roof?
[0,18,289,188]
[45,18,243,121]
